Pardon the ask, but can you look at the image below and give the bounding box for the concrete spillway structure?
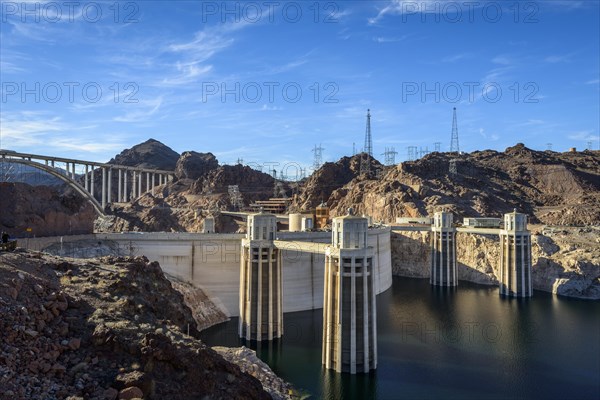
[323,210,377,374]
[430,211,457,287]
[499,211,532,297]
[239,211,283,341]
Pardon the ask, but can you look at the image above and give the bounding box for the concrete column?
[239,212,282,341]
[132,172,137,199]
[118,169,122,203]
[151,173,155,195]
[323,212,376,374]
[90,166,95,197]
[101,167,106,209]
[107,168,112,204]
[84,165,89,191]
[430,211,457,287]
[71,162,76,179]
[123,171,128,202]
[51,160,54,168]
[138,171,142,198]
[146,172,150,194]
[499,211,532,297]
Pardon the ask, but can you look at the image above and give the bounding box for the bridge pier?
[499,211,532,297]
[138,171,142,198]
[132,172,137,199]
[90,166,95,197]
[323,209,377,374]
[84,165,89,191]
[430,211,457,287]
[118,169,122,202]
[239,211,283,341]
[123,171,129,202]
[151,173,155,195]
[107,168,112,204]
[101,167,106,209]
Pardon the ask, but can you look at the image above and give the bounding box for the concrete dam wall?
[26,229,393,317]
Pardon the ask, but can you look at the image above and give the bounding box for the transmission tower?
[450,107,460,153]
[434,142,441,152]
[546,143,553,151]
[360,109,373,176]
[382,147,398,165]
[228,185,243,211]
[236,158,244,165]
[407,146,417,161]
[587,141,593,150]
[312,144,324,171]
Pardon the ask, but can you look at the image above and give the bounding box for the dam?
[24,226,393,318]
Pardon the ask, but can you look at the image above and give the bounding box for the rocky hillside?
[0,251,274,400]
[291,154,383,212]
[6,140,600,236]
[108,139,179,171]
[324,145,600,226]
[0,183,95,237]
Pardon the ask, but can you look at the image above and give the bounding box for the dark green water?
[201,278,600,399]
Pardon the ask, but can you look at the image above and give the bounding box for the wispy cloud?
[113,97,163,123]
[0,112,125,154]
[544,54,574,63]
[374,35,410,43]
[442,53,471,63]
[492,55,512,65]
[568,130,597,141]
[479,127,499,141]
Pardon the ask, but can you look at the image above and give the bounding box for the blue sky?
[1,0,599,174]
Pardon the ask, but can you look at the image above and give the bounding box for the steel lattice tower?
[360,109,373,176]
[312,144,324,172]
[450,107,460,153]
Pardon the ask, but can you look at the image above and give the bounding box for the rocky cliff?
[0,183,95,238]
[391,227,600,300]
[0,251,273,399]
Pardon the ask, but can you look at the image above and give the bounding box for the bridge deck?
[0,150,174,174]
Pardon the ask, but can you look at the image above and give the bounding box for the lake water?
[201,277,600,399]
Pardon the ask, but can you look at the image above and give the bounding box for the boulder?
[175,151,219,180]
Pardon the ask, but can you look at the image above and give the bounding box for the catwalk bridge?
[0,150,175,216]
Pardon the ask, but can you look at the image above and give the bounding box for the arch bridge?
[0,150,175,216]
